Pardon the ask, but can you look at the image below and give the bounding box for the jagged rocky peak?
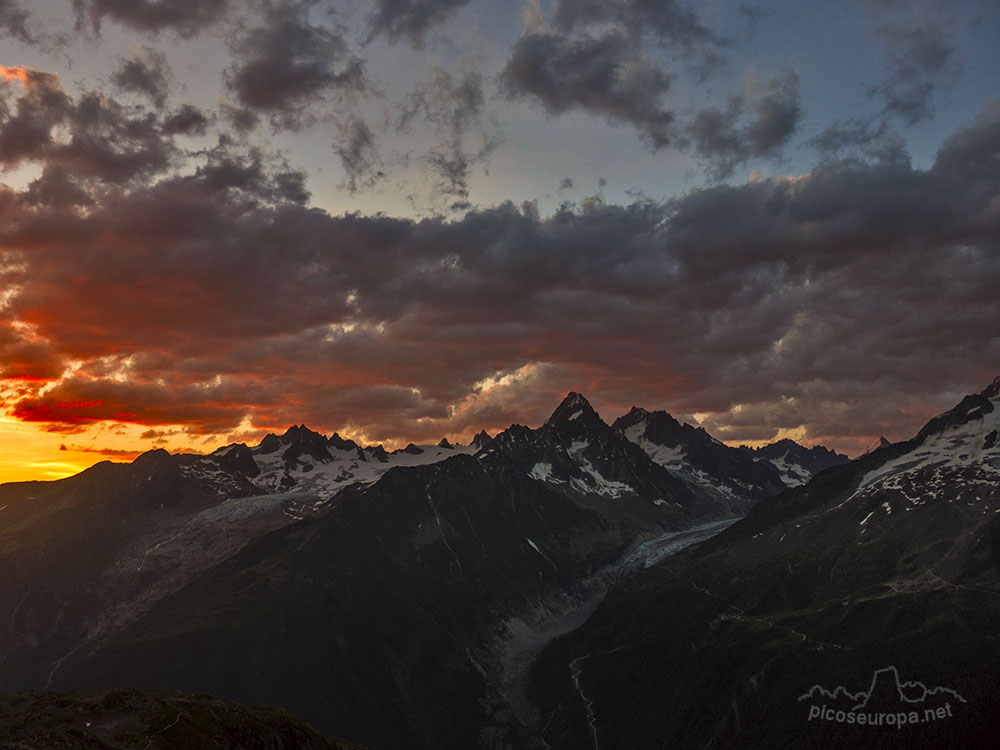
[212,443,261,478]
[916,387,996,441]
[437,437,454,449]
[281,424,326,442]
[982,374,1000,399]
[863,435,893,454]
[371,444,390,462]
[257,433,281,454]
[472,430,493,448]
[543,391,606,431]
[614,405,684,442]
[327,432,359,452]
[616,405,650,424]
[400,443,424,455]
[615,405,650,429]
[280,424,333,464]
[746,438,849,488]
[756,438,843,459]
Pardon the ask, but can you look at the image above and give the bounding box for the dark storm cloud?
[367,0,470,46]
[220,104,259,135]
[73,0,228,36]
[111,46,171,108]
[162,104,210,136]
[3,94,998,451]
[0,68,177,185]
[399,68,502,204]
[502,30,675,148]
[0,0,33,44]
[0,69,71,166]
[868,18,961,126]
[225,1,366,130]
[687,71,801,178]
[22,165,94,208]
[13,374,268,434]
[931,99,1000,183]
[0,322,64,381]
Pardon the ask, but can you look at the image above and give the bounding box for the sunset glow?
[0,65,31,84]
[0,1,997,483]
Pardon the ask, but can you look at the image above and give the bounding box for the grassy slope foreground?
[0,688,364,749]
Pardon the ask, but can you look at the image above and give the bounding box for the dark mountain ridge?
[529,378,1000,749]
[0,389,903,748]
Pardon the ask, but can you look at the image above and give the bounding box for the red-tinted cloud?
[2,68,998,454]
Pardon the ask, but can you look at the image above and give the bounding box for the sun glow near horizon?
[0,413,103,483]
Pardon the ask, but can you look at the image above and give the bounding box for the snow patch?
[622,422,646,443]
[529,462,564,484]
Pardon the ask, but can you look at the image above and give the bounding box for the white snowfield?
[760,451,811,487]
[620,416,744,500]
[848,394,1000,519]
[181,439,478,503]
[529,462,562,483]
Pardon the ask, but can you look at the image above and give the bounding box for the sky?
[0,0,998,482]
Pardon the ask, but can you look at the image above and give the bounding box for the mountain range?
[3,382,996,748]
[530,377,1000,749]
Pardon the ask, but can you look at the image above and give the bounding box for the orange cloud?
[0,65,32,85]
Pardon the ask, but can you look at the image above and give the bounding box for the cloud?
[502,30,675,148]
[868,16,961,126]
[225,1,366,130]
[13,374,271,434]
[551,0,723,78]
[931,99,1000,183]
[220,103,259,135]
[399,67,502,204]
[73,0,229,36]
[0,0,34,44]
[0,322,64,382]
[111,45,171,108]
[162,104,210,136]
[0,67,178,188]
[367,0,471,46]
[333,114,384,194]
[552,0,713,47]
[687,70,802,179]
[59,443,145,459]
[810,117,887,155]
[2,93,999,453]
[0,67,72,166]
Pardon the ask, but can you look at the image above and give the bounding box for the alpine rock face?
[743,437,849,486]
[529,378,1000,750]
[0,389,906,748]
[613,406,787,506]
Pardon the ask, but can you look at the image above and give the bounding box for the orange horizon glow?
[0,403,881,486]
[0,414,108,483]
